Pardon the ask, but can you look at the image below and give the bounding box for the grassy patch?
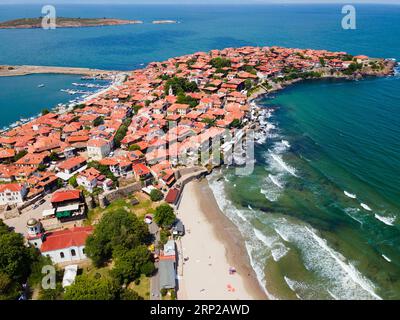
[128,274,151,300]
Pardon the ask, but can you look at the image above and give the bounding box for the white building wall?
[0,186,27,205]
[42,245,88,264]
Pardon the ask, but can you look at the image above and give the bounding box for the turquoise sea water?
[0,74,107,129]
[0,4,399,299]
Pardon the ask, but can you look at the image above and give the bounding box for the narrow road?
[148,222,161,300]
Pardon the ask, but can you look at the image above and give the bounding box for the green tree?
[38,163,47,172]
[85,209,150,267]
[210,57,231,69]
[229,119,241,128]
[176,92,199,108]
[87,161,117,183]
[0,220,38,300]
[111,245,155,284]
[38,283,64,300]
[113,117,132,148]
[154,204,176,228]
[150,189,164,202]
[49,151,59,162]
[41,109,50,115]
[119,288,144,300]
[64,274,120,300]
[132,105,143,114]
[244,79,253,90]
[164,77,198,95]
[14,150,27,162]
[93,116,104,127]
[68,175,78,188]
[128,144,141,151]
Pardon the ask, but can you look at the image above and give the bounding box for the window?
[82,248,85,254]
[60,252,65,258]
[71,249,76,257]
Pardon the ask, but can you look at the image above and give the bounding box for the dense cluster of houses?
[0,46,364,209]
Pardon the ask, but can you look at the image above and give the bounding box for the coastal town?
[0,46,395,300]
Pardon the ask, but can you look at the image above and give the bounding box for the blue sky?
[1,0,400,4]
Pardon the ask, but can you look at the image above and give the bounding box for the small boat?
[38,84,45,88]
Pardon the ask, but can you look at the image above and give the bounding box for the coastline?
[0,65,121,78]
[176,179,267,300]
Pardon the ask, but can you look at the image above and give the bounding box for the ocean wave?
[208,174,274,299]
[268,174,284,189]
[374,214,396,226]
[271,243,290,262]
[269,218,382,300]
[284,276,308,297]
[360,203,372,211]
[344,208,364,225]
[269,153,298,177]
[344,191,357,199]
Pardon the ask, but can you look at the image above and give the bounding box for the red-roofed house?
[51,190,85,221]
[87,139,112,160]
[0,183,28,205]
[40,226,94,264]
[57,156,87,176]
[132,163,153,185]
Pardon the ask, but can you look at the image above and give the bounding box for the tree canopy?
[150,189,164,202]
[111,245,155,285]
[176,92,199,108]
[64,274,120,300]
[85,210,150,267]
[0,220,39,299]
[164,77,199,95]
[210,57,231,69]
[154,204,176,228]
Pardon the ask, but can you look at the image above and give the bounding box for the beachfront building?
[50,190,86,222]
[159,240,177,290]
[39,226,94,264]
[87,138,112,160]
[0,183,28,205]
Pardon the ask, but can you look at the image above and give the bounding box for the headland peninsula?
[0,46,396,300]
[0,17,143,29]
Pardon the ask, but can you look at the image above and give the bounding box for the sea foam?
[374,214,396,226]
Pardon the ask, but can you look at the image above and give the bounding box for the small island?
[152,20,178,24]
[0,17,143,29]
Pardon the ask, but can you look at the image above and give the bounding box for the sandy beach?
[176,179,267,300]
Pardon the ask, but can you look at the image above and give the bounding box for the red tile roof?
[58,156,86,171]
[51,190,81,203]
[41,226,93,252]
[0,183,24,193]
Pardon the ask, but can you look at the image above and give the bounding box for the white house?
[39,226,94,264]
[0,183,28,205]
[87,138,112,160]
[76,167,112,193]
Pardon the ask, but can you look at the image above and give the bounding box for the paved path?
[148,222,161,300]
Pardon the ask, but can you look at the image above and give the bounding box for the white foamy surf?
[270,153,298,177]
[268,174,284,189]
[266,216,382,300]
[360,203,372,211]
[344,191,357,199]
[374,214,396,226]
